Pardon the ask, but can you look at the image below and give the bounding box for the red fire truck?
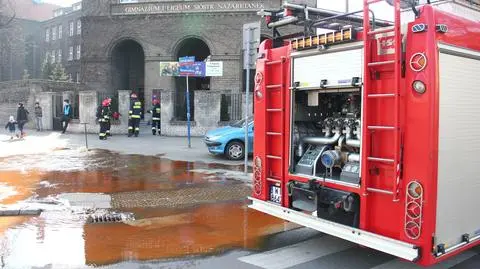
[249,0,480,266]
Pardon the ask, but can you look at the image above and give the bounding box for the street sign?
[179,56,195,63]
[243,21,261,69]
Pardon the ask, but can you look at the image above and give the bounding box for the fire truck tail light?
[405,181,424,240]
[412,80,426,94]
[407,181,423,198]
[409,52,427,72]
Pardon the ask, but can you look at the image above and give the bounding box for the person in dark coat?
[61,99,72,134]
[16,103,29,138]
[34,102,43,131]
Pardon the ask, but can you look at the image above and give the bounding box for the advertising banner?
[159,62,180,76]
[179,62,205,77]
[205,61,223,76]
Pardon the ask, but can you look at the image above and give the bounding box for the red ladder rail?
[362,0,403,202]
[264,56,287,205]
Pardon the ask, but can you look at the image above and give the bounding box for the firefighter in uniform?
[97,98,112,140]
[128,92,142,137]
[150,98,161,135]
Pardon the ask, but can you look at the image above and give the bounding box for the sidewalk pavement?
[0,127,253,166]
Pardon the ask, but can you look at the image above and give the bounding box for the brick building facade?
[78,0,315,135]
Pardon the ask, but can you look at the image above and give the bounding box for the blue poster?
[179,62,205,77]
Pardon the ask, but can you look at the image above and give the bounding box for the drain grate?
[86,212,134,224]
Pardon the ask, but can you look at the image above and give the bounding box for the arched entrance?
[111,39,145,114]
[174,37,211,121]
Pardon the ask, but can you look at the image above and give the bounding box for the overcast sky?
[43,0,78,7]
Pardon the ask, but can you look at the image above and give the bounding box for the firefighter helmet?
[130,93,138,99]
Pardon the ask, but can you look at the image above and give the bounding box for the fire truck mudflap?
[248,197,420,261]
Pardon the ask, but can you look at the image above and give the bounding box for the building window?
[76,20,81,35]
[57,49,62,63]
[76,45,81,60]
[68,46,74,61]
[58,25,63,39]
[45,28,50,42]
[69,21,74,37]
[76,72,80,83]
[52,26,57,41]
[73,2,82,11]
[45,51,50,62]
[51,50,56,63]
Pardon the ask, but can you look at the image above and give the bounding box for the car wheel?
[226,141,244,160]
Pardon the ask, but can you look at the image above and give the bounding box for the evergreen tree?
[49,63,69,81]
[40,60,53,79]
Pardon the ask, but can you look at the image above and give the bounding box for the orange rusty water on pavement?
[0,171,43,205]
[0,150,288,267]
[83,202,291,266]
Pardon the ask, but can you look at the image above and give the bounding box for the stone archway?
[111,39,145,114]
[174,37,211,121]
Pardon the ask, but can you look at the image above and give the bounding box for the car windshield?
[230,116,253,128]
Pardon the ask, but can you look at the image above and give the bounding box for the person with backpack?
[16,103,29,138]
[61,99,72,134]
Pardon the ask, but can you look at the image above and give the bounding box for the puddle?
[0,149,289,268]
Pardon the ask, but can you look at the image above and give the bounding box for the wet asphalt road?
[1,133,480,269]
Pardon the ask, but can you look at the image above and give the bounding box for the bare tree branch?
[0,0,16,28]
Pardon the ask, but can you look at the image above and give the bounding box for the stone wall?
[0,79,88,131]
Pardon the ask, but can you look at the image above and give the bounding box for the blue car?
[204,116,253,160]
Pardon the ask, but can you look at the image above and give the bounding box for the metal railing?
[220,93,243,122]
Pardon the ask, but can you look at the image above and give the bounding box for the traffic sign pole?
[244,31,250,174]
[243,22,260,174]
[186,75,191,148]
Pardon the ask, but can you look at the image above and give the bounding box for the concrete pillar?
[195,91,221,129]
[160,89,174,136]
[37,92,54,130]
[118,90,130,127]
[79,91,97,125]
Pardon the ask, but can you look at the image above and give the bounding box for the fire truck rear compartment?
[286,43,364,227]
[289,90,362,227]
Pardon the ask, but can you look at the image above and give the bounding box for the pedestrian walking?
[97,98,112,140]
[16,103,29,138]
[150,98,161,135]
[128,92,142,137]
[61,99,72,134]
[34,102,43,131]
[4,116,18,140]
